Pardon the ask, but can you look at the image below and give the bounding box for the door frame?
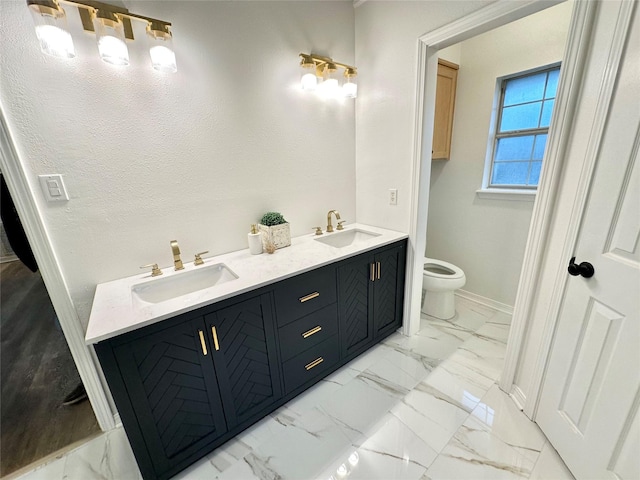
[0,110,115,431]
[406,0,596,413]
[507,0,636,418]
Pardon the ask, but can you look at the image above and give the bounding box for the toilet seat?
[423,257,465,280]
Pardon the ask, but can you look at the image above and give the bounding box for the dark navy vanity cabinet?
[338,244,405,360]
[95,239,406,480]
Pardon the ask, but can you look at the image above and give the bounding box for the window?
[485,65,560,190]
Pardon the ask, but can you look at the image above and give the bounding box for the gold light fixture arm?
[50,0,172,40]
[299,53,357,74]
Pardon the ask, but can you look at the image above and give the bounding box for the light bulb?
[147,22,177,73]
[320,63,341,99]
[92,10,129,66]
[343,69,357,98]
[300,59,317,91]
[97,36,128,65]
[28,1,75,58]
[343,80,357,98]
[149,46,177,73]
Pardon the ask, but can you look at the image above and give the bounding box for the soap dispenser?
[248,224,263,255]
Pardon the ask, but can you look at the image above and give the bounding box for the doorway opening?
[407,0,594,409]
[0,175,100,477]
[424,3,572,320]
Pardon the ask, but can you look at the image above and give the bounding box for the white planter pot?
[258,223,291,249]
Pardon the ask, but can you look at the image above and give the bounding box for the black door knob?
[568,257,595,278]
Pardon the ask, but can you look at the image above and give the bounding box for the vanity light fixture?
[299,53,357,99]
[27,0,177,72]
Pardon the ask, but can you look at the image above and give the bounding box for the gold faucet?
[326,210,341,233]
[170,240,184,270]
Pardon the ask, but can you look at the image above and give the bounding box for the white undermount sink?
[314,228,381,248]
[132,263,238,304]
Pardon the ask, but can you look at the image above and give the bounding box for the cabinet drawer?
[282,335,340,394]
[274,267,337,327]
[278,304,338,362]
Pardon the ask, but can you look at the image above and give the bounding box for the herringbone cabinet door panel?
[374,250,399,333]
[208,295,281,426]
[339,259,372,356]
[116,318,227,463]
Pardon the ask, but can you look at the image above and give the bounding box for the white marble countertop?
[85,223,408,344]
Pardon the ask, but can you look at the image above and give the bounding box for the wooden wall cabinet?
[95,239,407,480]
[432,59,459,160]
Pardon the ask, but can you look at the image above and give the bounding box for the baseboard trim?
[509,385,527,413]
[455,289,514,315]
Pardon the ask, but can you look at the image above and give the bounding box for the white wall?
[438,44,462,66]
[354,0,494,233]
[425,2,572,306]
[0,0,355,329]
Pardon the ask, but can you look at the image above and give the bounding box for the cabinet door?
[338,253,374,358]
[111,316,227,477]
[432,59,459,160]
[373,244,406,337]
[205,293,282,429]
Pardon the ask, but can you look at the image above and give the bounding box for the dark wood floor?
[1,261,100,476]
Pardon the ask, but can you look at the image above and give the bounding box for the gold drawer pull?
[370,263,375,281]
[302,326,322,339]
[299,292,320,303]
[377,261,381,280]
[211,326,220,351]
[305,357,324,371]
[198,330,207,356]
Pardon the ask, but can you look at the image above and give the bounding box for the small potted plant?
[258,212,291,250]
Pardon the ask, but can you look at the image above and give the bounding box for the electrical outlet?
[389,188,398,205]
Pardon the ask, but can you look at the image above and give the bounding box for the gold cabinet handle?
[377,261,381,280]
[211,326,220,351]
[302,326,322,339]
[198,330,207,356]
[370,263,375,281]
[299,292,320,303]
[305,357,324,371]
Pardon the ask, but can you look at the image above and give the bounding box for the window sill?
[476,188,536,202]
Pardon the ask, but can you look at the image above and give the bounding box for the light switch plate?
[38,174,69,202]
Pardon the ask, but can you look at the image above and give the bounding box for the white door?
[536,4,640,480]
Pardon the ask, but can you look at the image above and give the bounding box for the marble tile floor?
[13,297,575,480]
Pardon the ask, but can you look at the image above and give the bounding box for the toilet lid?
[423,257,464,279]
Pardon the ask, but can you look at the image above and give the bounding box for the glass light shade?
[147,25,177,73]
[343,77,358,98]
[29,4,75,58]
[320,64,341,98]
[300,62,317,91]
[92,12,129,66]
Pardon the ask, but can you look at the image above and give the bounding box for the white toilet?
[421,257,466,320]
